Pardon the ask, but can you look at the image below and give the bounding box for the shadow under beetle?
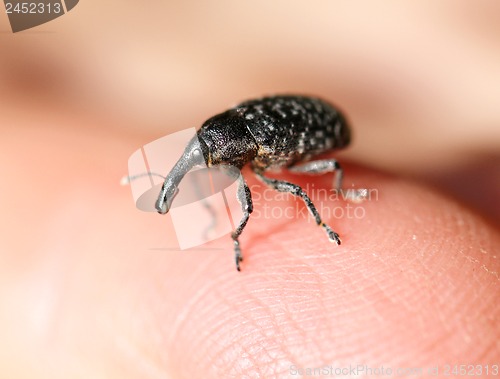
[156,95,351,271]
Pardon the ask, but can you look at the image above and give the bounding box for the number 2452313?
[5,3,62,14]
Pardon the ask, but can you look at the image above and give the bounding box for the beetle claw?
[321,223,341,245]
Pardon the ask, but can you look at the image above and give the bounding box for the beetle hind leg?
[253,168,341,245]
[231,174,253,271]
[288,159,343,192]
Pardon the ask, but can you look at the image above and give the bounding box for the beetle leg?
[288,159,343,192]
[231,173,253,271]
[253,168,341,245]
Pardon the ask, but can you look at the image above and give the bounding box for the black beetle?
[156,95,351,271]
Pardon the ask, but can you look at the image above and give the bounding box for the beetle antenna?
[120,172,166,186]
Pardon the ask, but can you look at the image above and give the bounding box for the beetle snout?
[156,201,168,214]
[155,185,179,214]
[155,195,170,214]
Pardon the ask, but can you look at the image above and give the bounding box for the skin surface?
[1,1,499,378]
[0,112,498,377]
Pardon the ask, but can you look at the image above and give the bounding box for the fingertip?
[153,163,500,377]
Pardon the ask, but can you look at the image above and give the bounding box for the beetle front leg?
[231,174,253,271]
[253,168,341,245]
[288,159,343,192]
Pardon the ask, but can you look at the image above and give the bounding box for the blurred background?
[1,1,499,222]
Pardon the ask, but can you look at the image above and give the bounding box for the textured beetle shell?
[198,95,351,170]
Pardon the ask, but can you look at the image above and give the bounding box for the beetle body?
[199,96,351,170]
[156,95,352,270]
